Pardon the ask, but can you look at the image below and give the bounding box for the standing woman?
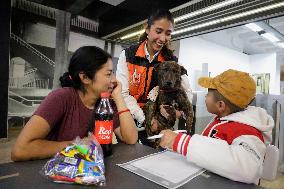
[116,9,193,142]
[12,46,138,161]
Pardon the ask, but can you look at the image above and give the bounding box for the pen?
[147,130,187,140]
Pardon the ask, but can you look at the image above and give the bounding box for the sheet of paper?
[117,151,205,189]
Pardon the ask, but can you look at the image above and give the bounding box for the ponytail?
[161,45,175,61]
[59,72,74,88]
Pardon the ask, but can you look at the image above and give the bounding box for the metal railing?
[71,16,99,32]
[8,90,42,107]
[12,0,56,19]
[10,33,55,67]
[12,0,99,32]
[9,77,50,89]
[24,68,38,76]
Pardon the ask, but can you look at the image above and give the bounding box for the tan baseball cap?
[198,69,256,108]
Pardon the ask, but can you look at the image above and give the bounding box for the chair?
[261,145,279,181]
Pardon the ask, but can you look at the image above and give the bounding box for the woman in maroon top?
[11,46,138,161]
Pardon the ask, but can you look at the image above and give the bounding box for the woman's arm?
[11,115,70,161]
[111,80,138,144]
[116,50,145,124]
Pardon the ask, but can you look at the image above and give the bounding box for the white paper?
[118,151,205,189]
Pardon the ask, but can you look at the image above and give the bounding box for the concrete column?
[52,10,71,89]
[104,41,109,52]
[0,0,10,139]
[110,42,115,57]
[10,57,25,78]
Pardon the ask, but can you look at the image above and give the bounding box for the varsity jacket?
[116,41,193,124]
[173,106,274,184]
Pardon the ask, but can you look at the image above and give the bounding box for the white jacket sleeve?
[187,134,266,184]
[116,50,145,124]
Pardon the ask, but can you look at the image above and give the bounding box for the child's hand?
[159,130,178,149]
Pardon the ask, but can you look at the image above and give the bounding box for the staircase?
[10,33,55,78]
[23,68,38,87]
[8,37,53,122]
[8,91,41,125]
[9,77,50,89]
[24,68,37,76]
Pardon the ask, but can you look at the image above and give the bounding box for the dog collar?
[159,88,179,93]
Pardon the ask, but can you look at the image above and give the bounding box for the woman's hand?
[110,79,122,101]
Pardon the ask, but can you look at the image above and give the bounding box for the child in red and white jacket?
[159,69,274,184]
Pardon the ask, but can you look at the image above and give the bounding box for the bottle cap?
[100,92,110,98]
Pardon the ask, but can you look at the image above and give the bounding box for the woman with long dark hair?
[12,46,137,161]
[116,9,192,144]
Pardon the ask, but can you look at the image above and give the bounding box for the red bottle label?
[94,120,113,144]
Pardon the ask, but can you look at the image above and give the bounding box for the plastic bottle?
[93,92,113,157]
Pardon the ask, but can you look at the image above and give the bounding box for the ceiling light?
[120,1,284,40]
[174,0,242,23]
[120,30,144,40]
[173,1,284,36]
[245,23,263,32]
[276,42,284,48]
[261,33,280,42]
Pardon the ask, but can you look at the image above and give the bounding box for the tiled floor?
[0,126,283,189]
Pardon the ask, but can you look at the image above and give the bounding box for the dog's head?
[154,61,187,89]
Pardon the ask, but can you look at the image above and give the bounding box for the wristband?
[117,109,130,116]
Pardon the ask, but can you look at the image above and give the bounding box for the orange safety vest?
[125,41,176,108]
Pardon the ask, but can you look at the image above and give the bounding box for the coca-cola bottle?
[93,92,114,157]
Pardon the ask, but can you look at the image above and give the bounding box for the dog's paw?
[147,86,159,102]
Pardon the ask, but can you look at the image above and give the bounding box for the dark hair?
[209,89,244,114]
[139,9,175,60]
[60,46,112,92]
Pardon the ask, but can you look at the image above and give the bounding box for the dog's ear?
[180,65,188,76]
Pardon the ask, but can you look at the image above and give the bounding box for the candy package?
[42,133,106,186]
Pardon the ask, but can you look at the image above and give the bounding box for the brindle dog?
[143,61,193,148]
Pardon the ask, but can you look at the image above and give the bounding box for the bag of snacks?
[42,133,106,186]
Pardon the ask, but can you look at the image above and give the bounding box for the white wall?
[170,40,180,58]
[69,32,105,52]
[24,23,122,55]
[179,37,281,94]
[25,23,56,49]
[249,53,279,94]
[179,37,250,91]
